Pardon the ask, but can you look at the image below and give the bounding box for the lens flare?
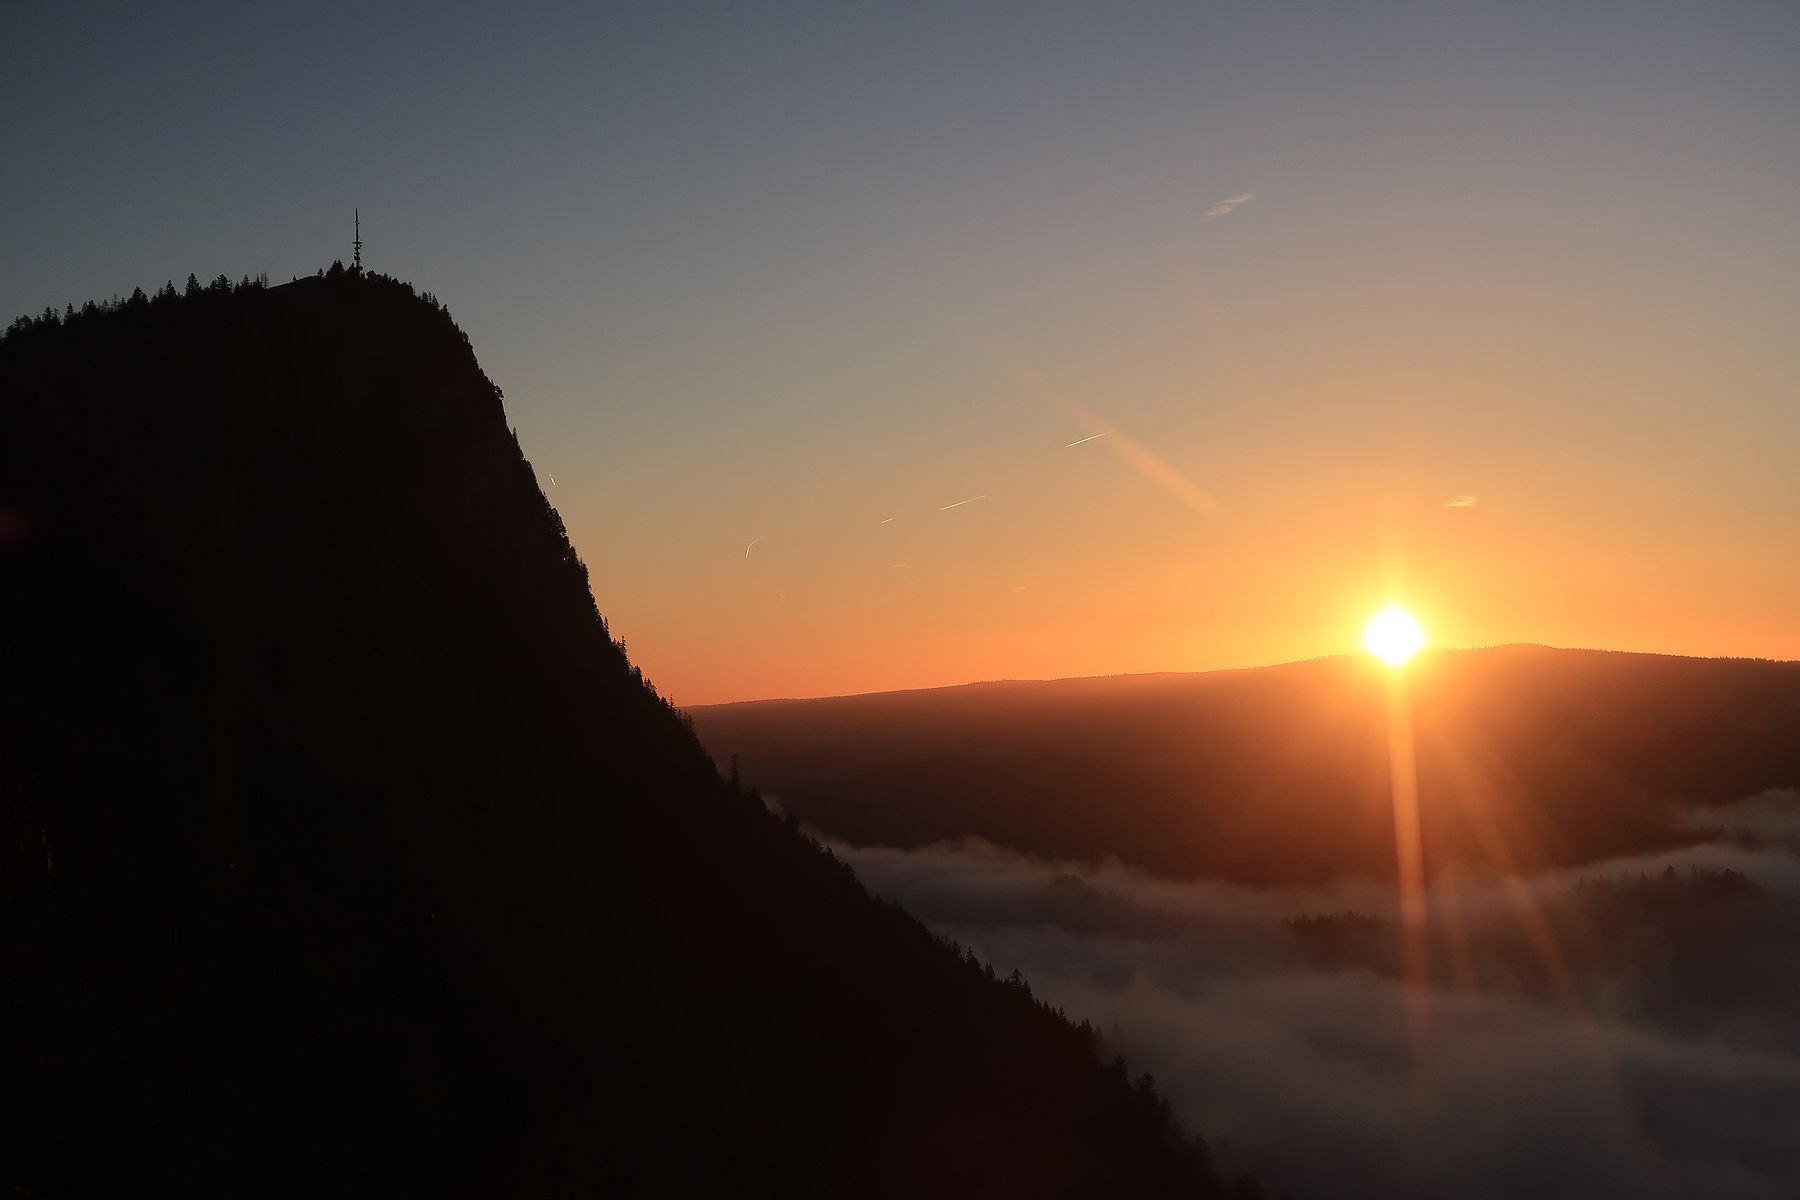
[1364,606,1426,666]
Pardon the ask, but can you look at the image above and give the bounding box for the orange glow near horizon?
[543,242,1800,708]
[559,398,1800,706]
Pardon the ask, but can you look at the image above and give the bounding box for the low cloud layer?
[1680,788,1800,843]
[828,791,1800,1199]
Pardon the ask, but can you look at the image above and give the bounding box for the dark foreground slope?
[692,650,1800,885]
[0,271,1244,1198]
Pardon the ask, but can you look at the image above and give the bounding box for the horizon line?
[680,642,1800,709]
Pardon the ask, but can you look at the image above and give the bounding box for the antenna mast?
[352,209,363,271]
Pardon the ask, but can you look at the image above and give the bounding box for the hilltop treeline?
[691,650,1800,886]
[0,269,1255,1197]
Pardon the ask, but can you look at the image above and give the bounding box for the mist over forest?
[826,790,1800,1199]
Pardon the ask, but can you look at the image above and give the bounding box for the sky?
[5,2,1797,703]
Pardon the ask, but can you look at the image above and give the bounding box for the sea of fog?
[826,789,1800,1200]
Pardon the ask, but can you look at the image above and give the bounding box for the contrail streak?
[880,517,897,525]
[744,537,762,559]
[1065,432,1111,447]
[939,495,988,511]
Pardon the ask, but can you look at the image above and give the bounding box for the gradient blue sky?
[6,2,1798,701]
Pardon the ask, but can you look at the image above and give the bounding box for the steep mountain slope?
[691,649,1800,885]
[0,270,1245,1198]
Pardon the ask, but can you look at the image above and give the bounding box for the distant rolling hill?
[690,648,1800,885]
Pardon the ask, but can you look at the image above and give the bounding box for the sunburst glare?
[1364,606,1427,667]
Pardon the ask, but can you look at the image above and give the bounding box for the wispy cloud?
[1445,495,1480,508]
[1201,192,1255,221]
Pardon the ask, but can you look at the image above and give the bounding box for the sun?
[1364,605,1426,667]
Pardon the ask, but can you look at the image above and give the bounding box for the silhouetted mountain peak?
[0,274,1249,1198]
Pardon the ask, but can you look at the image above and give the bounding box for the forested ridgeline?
[0,268,1256,1198]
